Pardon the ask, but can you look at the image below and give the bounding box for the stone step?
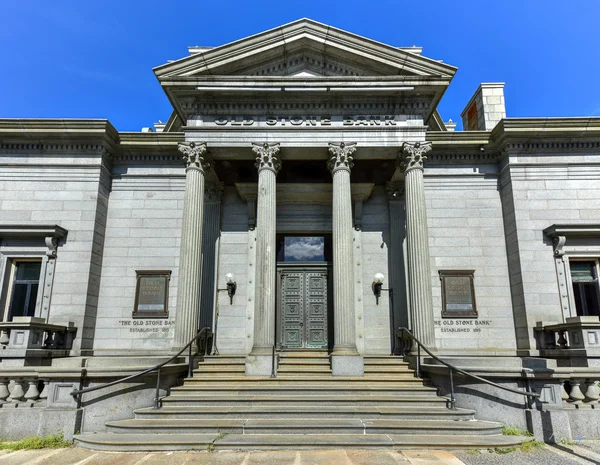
[182,376,424,384]
[194,366,246,372]
[277,359,331,366]
[363,360,410,366]
[74,432,529,452]
[364,366,414,372]
[203,356,246,362]
[275,368,332,375]
[105,418,503,436]
[160,394,449,407]
[134,405,475,420]
[169,385,438,396]
[199,360,246,366]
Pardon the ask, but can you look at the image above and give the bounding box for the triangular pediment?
[154,19,456,79]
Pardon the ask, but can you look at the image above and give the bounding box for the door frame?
[276,262,333,352]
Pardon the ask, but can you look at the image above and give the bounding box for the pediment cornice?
[154,19,457,79]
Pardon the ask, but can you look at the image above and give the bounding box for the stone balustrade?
[0,377,48,407]
[562,378,600,406]
[0,317,76,359]
[535,316,600,361]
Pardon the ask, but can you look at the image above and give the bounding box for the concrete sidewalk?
[7,444,600,465]
[0,448,466,465]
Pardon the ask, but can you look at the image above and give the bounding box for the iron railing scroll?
[397,327,540,410]
[71,327,212,409]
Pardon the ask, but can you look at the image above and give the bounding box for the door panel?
[281,272,304,349]
[305,272,327,348]
[279,267,328,350]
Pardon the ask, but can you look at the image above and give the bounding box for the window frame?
[569,258,600,317]
[544,224,600,321]
[5,258,43,321]
[0,225,67,323]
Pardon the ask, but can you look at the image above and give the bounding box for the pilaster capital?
[399,142,432,173]
[178,142,211,173]
[386,182,405,200]
[328,142,356,174]
[252,142,282,174]
[205,183,224,201]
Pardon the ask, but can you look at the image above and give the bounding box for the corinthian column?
[401,142,436,349]
[328,142,364,376]
[246,142,281,376]
[174,142,211,349]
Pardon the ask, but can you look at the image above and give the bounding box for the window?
[7,261,42,321]
[571,260,600,317]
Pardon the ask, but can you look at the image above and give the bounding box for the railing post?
[271,345,276,378]
[417,344,421,379]
[188,341,194,379]
[154,369,161,409]
[449,368,456,410]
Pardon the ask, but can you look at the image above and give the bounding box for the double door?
[277,265,330,350]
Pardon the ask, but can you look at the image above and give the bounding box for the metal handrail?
[397,327,539,409]
[71,327,212,408]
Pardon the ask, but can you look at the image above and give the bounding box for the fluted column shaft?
[251,143,281,354]
[328,143,358,354]
[199,184,223,332]
[174,142,209,349]
[401,142,436,348]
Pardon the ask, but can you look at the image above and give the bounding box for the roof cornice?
[118,132,184,153]
[0,118,119,152]
[491,117,600,143]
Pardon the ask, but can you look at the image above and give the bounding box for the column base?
[331,354,364,377]
[245,354,275,377]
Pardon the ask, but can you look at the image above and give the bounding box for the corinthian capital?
[179,142,211,173]
[399,141,432,172]
[328,142,356,174]
[252,142,281,174]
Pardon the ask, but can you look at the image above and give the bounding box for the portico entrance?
[276,235,333,351]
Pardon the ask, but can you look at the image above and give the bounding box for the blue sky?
[1,1,599,131]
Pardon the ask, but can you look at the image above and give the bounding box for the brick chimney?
[460,83,506,131]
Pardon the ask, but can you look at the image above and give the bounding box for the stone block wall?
[216,187,252,354]
[425,164,517,354]
[359,187,392,354]
[500,151,600,354]
[94,163,185,353]
[0,149,111,353]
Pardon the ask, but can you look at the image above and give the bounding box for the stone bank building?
[1,19,600,449]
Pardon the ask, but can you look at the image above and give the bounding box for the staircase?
[75,354,527,451]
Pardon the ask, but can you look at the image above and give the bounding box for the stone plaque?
[133,270,171,318]
[439,270,477,318]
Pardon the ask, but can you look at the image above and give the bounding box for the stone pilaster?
[386,183,410,354]
[246,142,281,376]
[328,142,363,376]
[199,183,224,334]
[400,142,436,349]
[174,142,210,349]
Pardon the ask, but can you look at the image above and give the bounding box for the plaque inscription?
[439,270,477,318]
[133,270,171,318]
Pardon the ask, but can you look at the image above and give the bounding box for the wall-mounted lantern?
[225,273,237,304]
[372,273,385,305]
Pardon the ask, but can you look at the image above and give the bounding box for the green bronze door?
[279,267,328,350]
